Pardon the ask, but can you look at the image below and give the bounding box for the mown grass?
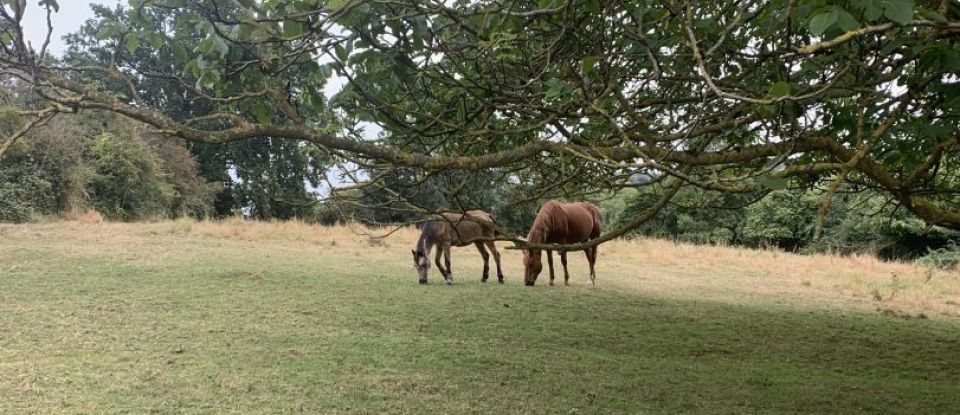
[1,220,959,414]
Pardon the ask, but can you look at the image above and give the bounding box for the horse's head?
[411,249,429,284]
[522,249,542,286]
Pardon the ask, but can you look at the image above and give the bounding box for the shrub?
[89,131,175,220]
[916,242,960,270]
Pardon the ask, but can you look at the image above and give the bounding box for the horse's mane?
[527,200,565,243]
[415,220,438,253]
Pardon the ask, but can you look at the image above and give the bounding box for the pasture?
[1,219,959,414]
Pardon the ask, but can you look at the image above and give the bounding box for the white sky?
[22,0,122,57]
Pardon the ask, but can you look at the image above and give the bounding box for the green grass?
[1,222,959,414]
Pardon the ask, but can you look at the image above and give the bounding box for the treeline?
[0,83,322,222]
[0,104,215,221]
[602,186,960,267]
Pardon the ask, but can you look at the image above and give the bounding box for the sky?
[22,0,122,57]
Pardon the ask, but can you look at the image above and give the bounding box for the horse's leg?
[434,245,447,280]
[559,251,570,286]
[546,250,555,286]
[486,241,504,284]
[443,244,453,284]
[475,241,490,282]
[587,246,597,286]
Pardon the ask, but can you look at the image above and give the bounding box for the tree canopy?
[2,0,959,249]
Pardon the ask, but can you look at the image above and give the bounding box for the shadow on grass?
[319,285,960,414]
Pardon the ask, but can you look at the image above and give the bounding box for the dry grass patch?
[4,219,956,319]
[601,238,959,318]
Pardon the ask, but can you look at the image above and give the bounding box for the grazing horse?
[522,200,603,286]
[411,210,504,285]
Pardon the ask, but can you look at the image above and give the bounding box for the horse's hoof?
[481,277,488,283]
[525,281,535,287]
[497,278,504,284]
[419,280,428,285]
[445,279,453,285]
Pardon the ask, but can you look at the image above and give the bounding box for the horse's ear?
[411,249,417,256]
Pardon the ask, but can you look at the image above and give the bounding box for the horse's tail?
[588,203,604,236]
[487,212,503,236]
[594,205,604,226]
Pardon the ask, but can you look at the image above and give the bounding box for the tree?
[59,3,330,219]
[0,77,217,221]
[2,0,959,250]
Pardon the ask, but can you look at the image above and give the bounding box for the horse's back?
[559,202,602,243]
[582,202,603,237]
[437,210,495,246]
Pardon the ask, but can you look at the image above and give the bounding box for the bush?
[916,242,960,270]
[0,166,54,222]
[89,131,175,220]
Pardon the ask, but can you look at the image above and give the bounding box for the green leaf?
[538,0,554,8]
[758,174,789,190]
[318,63,333,79]
[197,36,215,54]
[214,36,230,58]
[283,21,305,38]
[880,39,903,55]
[196,66,220,90]
[581,55,598,76]
[148,33,164,50]
[921,123,952,140]
[861,0,884,21]
[883,0,913,24]
[809,10,838,35]
[585,0,601,14]
[917,7,946,23]
[357,111,375,122]
[754,104,777,117]
[920,47,960,71]
[545,79,573,100]
[335,44,349,61]
[327,0,348,11]
[184,58,200,78]
[835,8,860,31]
[125,35,140,54]
[171,42,189,64]
[252,103,272,124]
[130,11,151,29]
[768,81,791,98]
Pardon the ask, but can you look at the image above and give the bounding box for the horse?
[522,200,603,287]
[411,210,504,285]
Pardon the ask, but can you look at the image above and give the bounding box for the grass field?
[1,219,959,414]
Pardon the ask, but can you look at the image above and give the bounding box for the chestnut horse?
[522,201,603,286]
[412,210,504,285]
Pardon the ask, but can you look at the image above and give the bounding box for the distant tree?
[61,4,330,219]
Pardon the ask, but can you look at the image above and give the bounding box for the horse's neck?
[529,215,560,243]
[417,228,434,252]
